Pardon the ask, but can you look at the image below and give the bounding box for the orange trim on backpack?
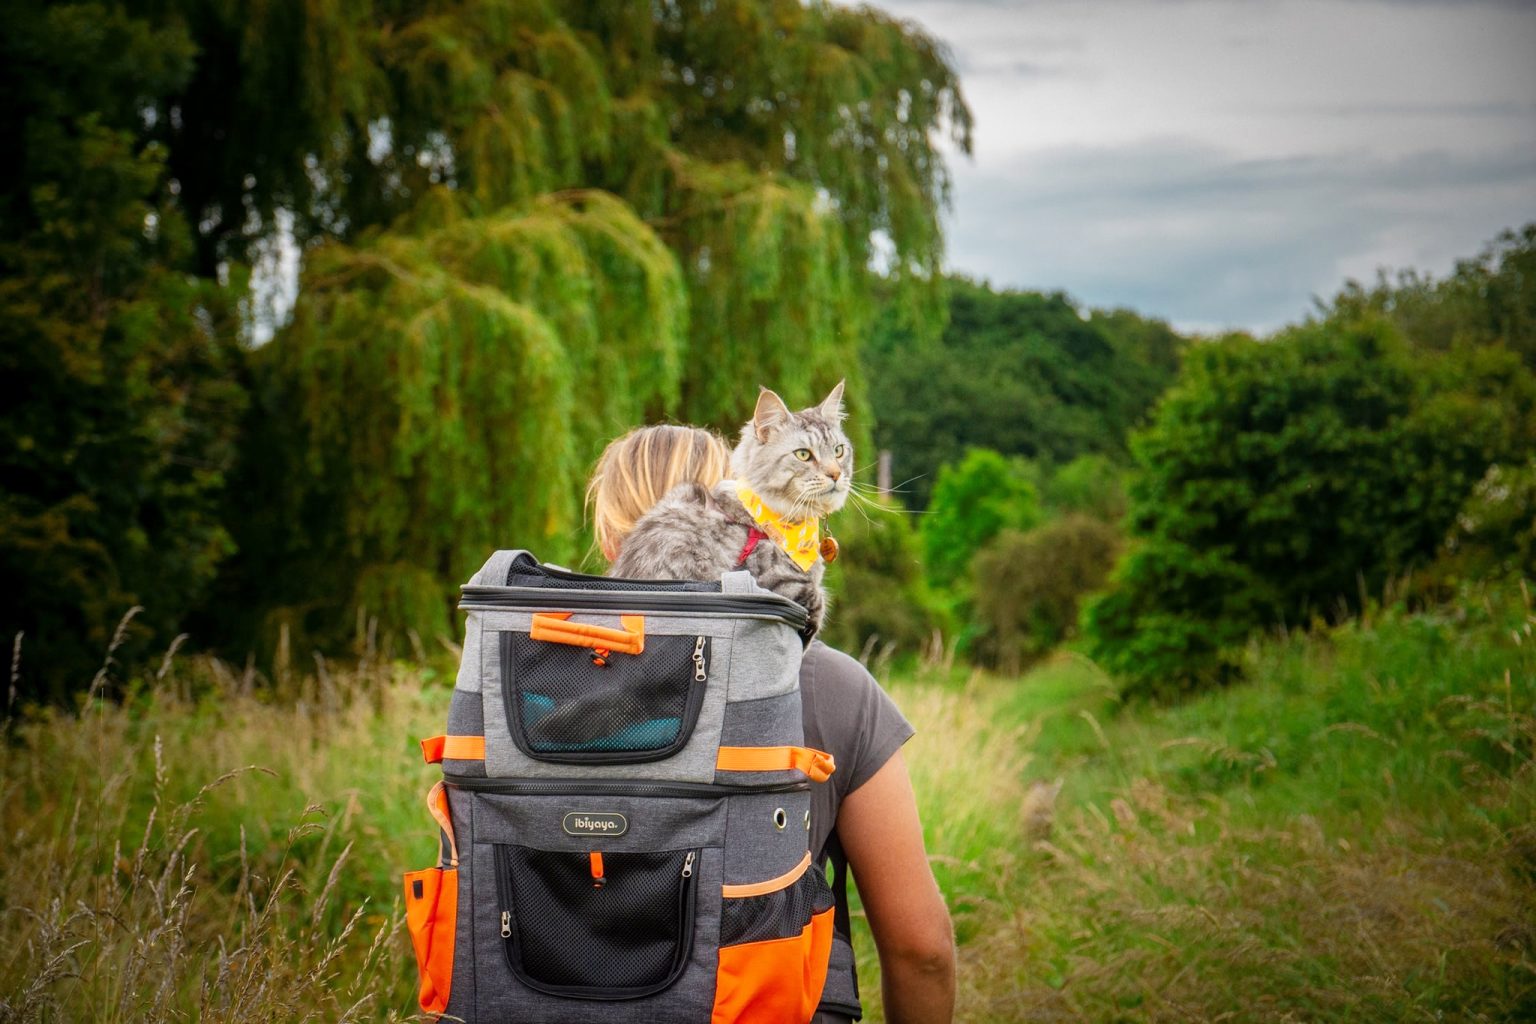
[530,612,645,656]
[404,865,457,1015]
[589,851,605,887]
[716,746,835,783]
[426,781,459,867]
[722,852,812,898]
[420,734,485,764]
[711,905,834,1024]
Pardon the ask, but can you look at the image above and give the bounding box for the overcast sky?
[875,0,1536,334]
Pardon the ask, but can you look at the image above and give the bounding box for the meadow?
[2,582,1531,1023]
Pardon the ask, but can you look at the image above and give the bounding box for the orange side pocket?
[711,905,834,1024]
[403,866,458,1015]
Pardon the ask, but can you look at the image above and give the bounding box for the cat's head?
[731,382,852,521]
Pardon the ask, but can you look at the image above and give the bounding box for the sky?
[874,0,1536,334]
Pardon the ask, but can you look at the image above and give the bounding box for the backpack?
[403,550,838,1022]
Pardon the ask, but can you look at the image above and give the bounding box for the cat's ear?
[753,387,792,441]
[817,379,846,422]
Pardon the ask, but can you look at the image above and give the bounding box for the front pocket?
[502,626,710,765]
[712,858,836,1024]
[494,844,699,1000]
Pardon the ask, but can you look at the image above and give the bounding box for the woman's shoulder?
[800,639,879,696]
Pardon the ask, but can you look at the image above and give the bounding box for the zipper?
[459,585,809,631]
[692,635,708,682]
[443,774,809,797]
[680,850,695,878]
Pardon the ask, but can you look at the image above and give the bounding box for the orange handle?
[530,612,646,656]
[716,745,836,783]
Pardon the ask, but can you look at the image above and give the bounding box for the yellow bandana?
[735,483,821,572]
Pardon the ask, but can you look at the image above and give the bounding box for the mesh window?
[501,845,696,996]
[719,861,836,947]
[503,631,709,763]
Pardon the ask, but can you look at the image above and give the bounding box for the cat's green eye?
[793,448,812,461]
[834,444,846,459]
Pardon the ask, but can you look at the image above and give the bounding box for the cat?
[611,382,852,638]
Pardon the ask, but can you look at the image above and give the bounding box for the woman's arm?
[836,750,956,1024]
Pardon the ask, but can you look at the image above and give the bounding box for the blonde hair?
[587,425,732,561]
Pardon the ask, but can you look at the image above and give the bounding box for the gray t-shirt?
[799,640,915,1022]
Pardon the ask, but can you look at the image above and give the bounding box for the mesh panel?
[719,861,836,947]
[506,555,719,593]
[505,632,707,760]
[503,846,695,992]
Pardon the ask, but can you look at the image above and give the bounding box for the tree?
[972,515,1121,674]
[1085,316,1536,698]
[214,1,972,652]
[1320,222,1536,369]
[864,278,1185,509]
[1,3,247,698]
[920,448,1042,589]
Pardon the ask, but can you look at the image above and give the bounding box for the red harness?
[736,526,769,566]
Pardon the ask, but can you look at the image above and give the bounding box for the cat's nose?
[824,465,841,482]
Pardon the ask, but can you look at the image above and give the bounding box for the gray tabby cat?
[612,383,852,637]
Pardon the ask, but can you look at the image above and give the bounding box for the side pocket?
[403,865,458,1015]
[403,782,459,1016]
[711,856,836,1024]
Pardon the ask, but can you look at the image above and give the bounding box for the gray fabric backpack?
[404,550,838,1021]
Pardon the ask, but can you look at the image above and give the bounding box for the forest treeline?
[840,224,1536,698]
[1,0,970,697]
[3,1,1533,703]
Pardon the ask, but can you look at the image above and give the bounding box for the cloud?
[941,139,1536,333]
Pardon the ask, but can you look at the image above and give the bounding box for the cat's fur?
[611,383,852,637]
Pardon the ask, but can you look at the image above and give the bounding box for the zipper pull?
[681,851,695,879]
[500,910,511,938]
[692,636,707,682]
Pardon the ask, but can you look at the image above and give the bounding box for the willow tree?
[222,0,970,651]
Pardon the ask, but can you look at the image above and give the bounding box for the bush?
[1437,458,1536,582]
[1082,540,1277,700]
[921,448,1042,588]
[972,515,1121,673]
[1089,317,1536,698]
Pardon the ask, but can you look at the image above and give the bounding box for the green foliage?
[2,0,973,674]
[971,515,1121,673]
[1437,458,1536,583]
[0,2,247,698]
[1040,454,1127,522]
[822,502,949,662]
[865,278,1185,508]
[920,448,1042,589]
[1086,316,1536,698]
[221,193,686,648]
[1321,222,1536,369]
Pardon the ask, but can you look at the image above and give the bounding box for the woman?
[587,425,956,1024]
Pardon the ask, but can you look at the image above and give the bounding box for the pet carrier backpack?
[403,550,837,1022]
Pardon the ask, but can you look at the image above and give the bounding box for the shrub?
[921,448,1042,588]
[1089,317,1536,698]
[1437,458,1536,582]
[1082,540,1277,700]
[972,515,1121,673]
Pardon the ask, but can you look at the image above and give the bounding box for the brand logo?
[563,811,628,836]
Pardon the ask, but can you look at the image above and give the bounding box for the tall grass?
[855,582,1536,1022]
[2,584,1531,1022]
